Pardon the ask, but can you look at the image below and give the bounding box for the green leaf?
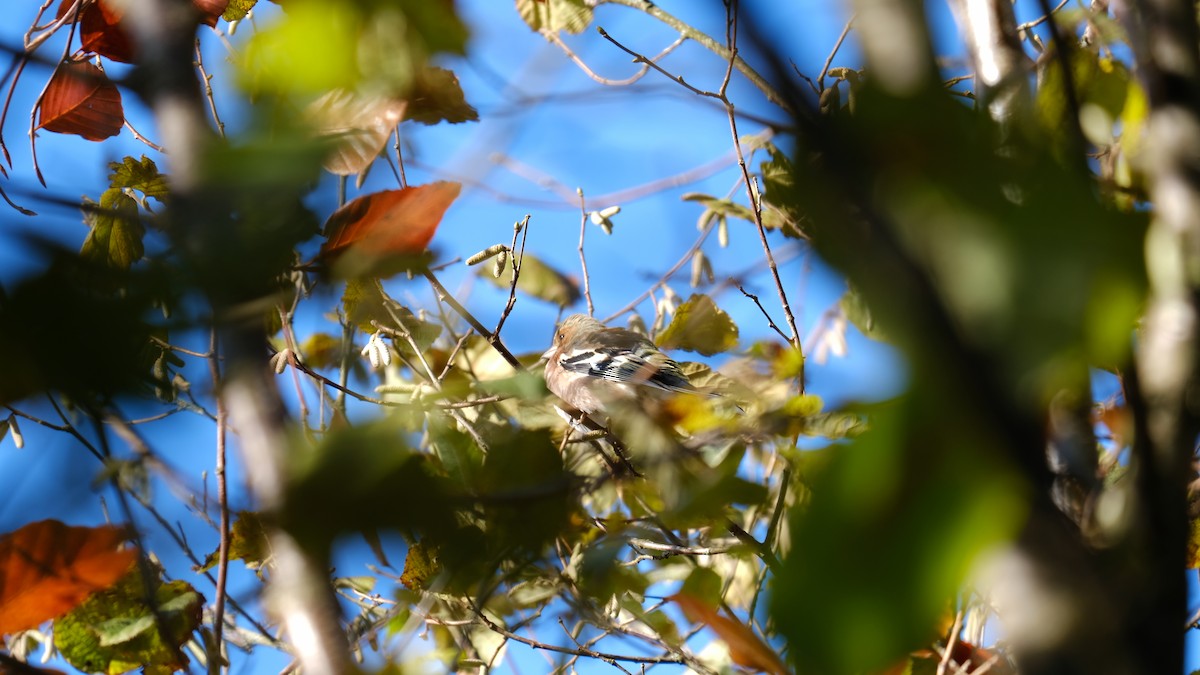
[401,541,438,590]
[222,0,257,21]
[476,428,572,552]
[0,252,156,404]
[656,294,739,355]
[481,253,580,306]
[107,156,168,201]
[680,567,723,607]
[759,144,807,238]
[81,189,144,272]
[283,422,460,551]
[682,193,757,222]
[840,286,887,342]
[239,0,361,94]
[771,391,1026,674]
[516,0,593,34]
[476,371,548,400]
[342,280,441,354]
[406,67,479,125]
[56,571,203,675]
[199,511,269,572]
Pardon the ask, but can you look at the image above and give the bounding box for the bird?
[542,314,704,418]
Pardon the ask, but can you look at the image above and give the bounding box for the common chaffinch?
[542,314,701,417]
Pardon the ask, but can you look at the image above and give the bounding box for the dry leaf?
[38,61,123,141]
[57,0,228,60]
[671,592,790,675]
[306,89,407,175]
[57,0,134,63]
[0,520,137,634]
[320,182,461,276]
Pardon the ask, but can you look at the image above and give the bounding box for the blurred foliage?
[479,252,580,306]
[0,0,1176,673]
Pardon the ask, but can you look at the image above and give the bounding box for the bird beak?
[540,346,556,362]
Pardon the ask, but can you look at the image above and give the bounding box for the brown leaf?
[38,61,123,141]
[0,520,137,634]
[57,0,134,63]
[671,592,790,675]
[320,182,461,275]
[406,67,479,125]
[306,89,407,176]
[56,0,227,60]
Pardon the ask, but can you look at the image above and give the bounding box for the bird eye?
[558,332,565,341]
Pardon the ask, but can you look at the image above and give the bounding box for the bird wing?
[557,345,696,394]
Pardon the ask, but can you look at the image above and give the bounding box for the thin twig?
[577,190,595,316]
[494,214,531,338]
[547,30,685,86]
[817,14,855,91]
[209,326,231,675]
[423,268,524,371]
[1016,0,1070,31]
[937,609,964,675]
[737,283,790,343]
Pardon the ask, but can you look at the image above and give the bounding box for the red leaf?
[192,0,229,27]
[38,61,123,141]
[0,520,137,634]
[56,0,227,60]
[671,593,790,675]
[57,0,134,63]
[321,182,461,271]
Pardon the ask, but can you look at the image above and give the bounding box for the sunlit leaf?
[108,156,168,202]
[656,294,739,355]
[305,89,407,176]
[516,0,593,34]
[240,0,360,94]
[198,512,269,572]
[57,0,134,63]
[297,332,342,370]
[81,189,144,272]
[673,592,789,675]
[480,253,580,306]
[759,144,807,239]
[0,520,137,634]
[321,182,462,278]
[222,0,257,21]
[55,571,202,675]
[400,543,437,591]
[37,61,123,141]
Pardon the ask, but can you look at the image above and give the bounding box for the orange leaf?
[57,0,134,63]
[320,182,461,274]
[0,520,137,634]
[38,61,123,141]
[671,593,790,675]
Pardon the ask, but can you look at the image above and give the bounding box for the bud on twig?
[466,244,509,266]
[494,249,509,278]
